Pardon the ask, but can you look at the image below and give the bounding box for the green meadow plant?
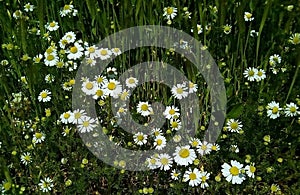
[0,0,299,194]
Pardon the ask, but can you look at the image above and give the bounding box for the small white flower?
[183,168,201,187]
[38,89,51,102]
[97,48,112,60]
[20,152,32,165]
[226,119,243,133]
[244,12,254,21]
[32,132,46,144]
[163,105,180,119]
[173,145,196,166]
[171,83,188,99]
[156,153,173,171]
[137,101,153,116]
[24,3,34,12]
[77,116,97,133]
[267,101,281,119]
[284,102,299,117]
[133,132,147,145]
[38,177,54,192]
[45,21,59,31]
[163,7,177,20]
[243,67,258,81]
[245,163,256,178]
[125,77,139,88]
[221,160,246,184]
[197,141,212,156]
[153,135,167,150]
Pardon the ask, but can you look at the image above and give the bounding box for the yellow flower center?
[64,5,70,10]
[85,82,94,90]
[290,106,296,113]
[64,113,70,119]
[70,46,78,54]
[161,157,169,165]
[97,77,103,83]
[100,49,108,56]
[141,104,148,111]
[74,112,81,119]
[167,7,173,15]
[24,155,31,161]
[189,82,194,88]
[49,22,56,27]
[246,13,252,19]
[189,173,197,180]
[211,145,217,150]
[171,121,178,128]
[229,166,239,176]
[293,36,300,44]
[47,55,54,61]
[56,61,64,68]
[137,135,144,141]
[88,47,95,53]
[230,122,238,129]
[41,92,48,98]
[176,88,183,94]
[169,109,175,115]
[191,140,198,147]
[128,78,135,84]
[83,121,89,127]
[179,148,190,158]
[96,89,103,97]
[150,158,156,164]
[272,107,278,114]
[201,145,207,150]
[201,176,207,182]
[106,82,115,90]
[113,48,120,53]
[156,139,162,145]
[35,132,42,139]
[257,71,263,76]
[250,166,256,173]
[248,70,255,76]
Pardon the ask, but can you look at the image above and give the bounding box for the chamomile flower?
[60,4,74,17]
[223,24,232,34]
[226,119,243,133]
[77,116,97,133]
[154,135,167,150]
[44,52,59,67]
[111,48,122,56]
[170,119,182,131]
[64,31,76,43]
[152,128,163,137]
[125,77,139,88]
[256,69,266,81]
[163,6,177,20]
[67,42,84,60]
[190,138,201,148]
[116,105,127,117]
[82,79,98,96]
[85,45,98,59]
[163,105,180,119]
[97,48,112,60]
[95,75,107,86]
[137,101,153,116]
[173,134,182,143]
[171,83,188,99]
[191,24,203,34]
[173,145,196,166]
[211,143,220,151]
[119,89,130,101]
[38,177,54,192]
[188,82,198,93]
[71,109,86,124]
[197,141,212,156]
[107,67,118,77]
[93,88,105,100]
[60,111,73,124]
[45,74,55,83]
[32,132,46,144]
[157,153,173,171]
[270,184,280,193]
[24,3,34,12]
[289,33,300,45]
[20,152,32,165]
[243,67,258,81]
[267,101,281,119]
[221,160,246,184]
[269,54,281,64]
[146,156,159,170]
[199,171,210,189]
[102,79,122,98]
[171,169,181,180]
[13,10,22,19]
[284,102,299,117]
[133,132,147,145]
[38,89,51,102]
[245,163,256,178]
[62,126,71,136]
[45,21,59,31]
[183,168,201,187]
[244,12,254,21]
[33,54,43,63]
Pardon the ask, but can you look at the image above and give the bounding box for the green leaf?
[227,103,244,118]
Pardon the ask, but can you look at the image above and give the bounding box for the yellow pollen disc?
[169,109,175,115]
[64,113,70,119]
[161,158,169,165]
[47,55,54,61]
[189,173,196,180]
[128,78,135,84]
[64,5,70,10]
[96,89,103,96]
[230,122,238,129]
[229,166,239,176]
[49,22,56,27]
[171,122,178,128]
[137,135,144,141]
[201,145,207,150]
[248,70,254,76]
[85,82,93,90]
[176,88,183,94]
[107,82,116,90]
[250,166,256,173]
[156,139,163,145]
[82,121,89,127]
[141,104,148,111]
[179,148,190,158]
[100,50,108,56]
[70,46,78,53]
[89,47,95,53]
[272,107,278,114]
[290,107,296,113]
[74,112,81,119]
[41,92,48,98]
[35,132,42,139]
[167,7,173,15]
[201,176,207,182]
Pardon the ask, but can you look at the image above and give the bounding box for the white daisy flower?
[24,3,34,12]
[173,135,182,143]
[133,132,147,145]
[170,119,182,131]
[256,69,266,81]
[245,163,256,178]
[111,48,122,56]
[107,67,118,77]
[33,54,43,63]
[97,48,112,60]
[243,67,258,81]
[197,141,212,156]
[171,83,188,99]
[154,135,167,150]
[226,119,243,133]
[70,109,86,124]
[45,74,55,83]
[137,101,153,116]
[119,89,131,101]
[125,77,139,88]
[85,45,98,59]
[171,169,181,180]
[289,33,300,45]
[45,21,59,31]
[267,101,281,119]
[60,4,74,17]
[20,152,32,165]
[94,75,107,86]
[211,143,220,151]
[146,156,159,170]
[60,111,73,124]
[221,160,246,184]
[188,82,198,93]
[244,12,254,21]
[102,79,122,98]
[44,52,59,67]
[173,145,196,166]
[189,138,201,148]
[183,168,201,187]
[64,31,76,43]
[163,6,177,20]
[152,128,162,137]
[223,24,232,34]
[156,153,173,171]
[284,102,299,117]
[77,116,97,133]
[67,42,84,60]
[163,105,180,119]
[116,105,127,117]
[32,132,46,144]
[93,88,105,100]
[269,54,281,64]
[38,89,51,102]
[199,171,210,189]
[38,177,54,192]
[82,79,98,96]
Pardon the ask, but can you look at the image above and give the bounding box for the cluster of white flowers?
[243,67,266,82]
[267,101,299,119]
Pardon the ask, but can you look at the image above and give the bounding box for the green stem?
[285,48,300,103]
